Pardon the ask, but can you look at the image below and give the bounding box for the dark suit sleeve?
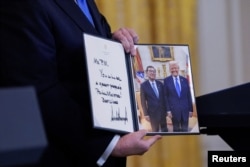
[0,0,115,163]
[140,83,148,116]
[0,0,85,157]
[184,78,193,112]
[163,78,171,111]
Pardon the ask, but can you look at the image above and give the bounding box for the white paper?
[83,33,135,133]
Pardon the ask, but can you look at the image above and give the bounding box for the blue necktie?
[77,0,95,27]
[152,82,159,98]
[175,77,181,97]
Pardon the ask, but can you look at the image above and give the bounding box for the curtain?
[95,0,202,167]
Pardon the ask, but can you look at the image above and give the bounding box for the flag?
[135,71,145,84]
[186,54,190,84]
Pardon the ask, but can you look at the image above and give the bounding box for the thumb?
[146,135,162,147]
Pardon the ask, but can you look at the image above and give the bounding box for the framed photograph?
[151,45,174,61]
[83,33,200,135]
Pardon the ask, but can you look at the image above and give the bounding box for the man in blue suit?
[163,61,193,132]
[0,0,161,166]
[140,66,168,132]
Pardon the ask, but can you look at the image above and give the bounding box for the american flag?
[135,71,145,84]
[186,54,190,84]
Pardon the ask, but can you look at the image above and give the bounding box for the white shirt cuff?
[96,134,120,167]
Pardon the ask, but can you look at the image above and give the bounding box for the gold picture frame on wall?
[150,45,174,62]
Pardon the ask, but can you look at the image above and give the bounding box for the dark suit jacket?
[140,80,165,120]
[0,0,125,166]
[163,76,193,122]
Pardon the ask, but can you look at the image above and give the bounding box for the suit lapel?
[156,81,163,96]
[146,81,157,98]
[87,0,109,36]
[54,0,99,35]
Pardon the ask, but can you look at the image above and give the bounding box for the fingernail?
[133,37,139,43]
[131,50,136,56]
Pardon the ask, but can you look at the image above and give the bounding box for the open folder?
[83,33,200,135]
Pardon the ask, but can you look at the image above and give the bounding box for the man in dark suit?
[163,61,193,132]
[0,1,161,166]
[140,66,168,132]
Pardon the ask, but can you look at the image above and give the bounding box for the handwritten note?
[83,34,134,133]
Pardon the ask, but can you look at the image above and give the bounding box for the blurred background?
[95,0,250,167]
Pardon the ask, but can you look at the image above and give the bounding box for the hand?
[112,28,139,56]
[111,129,162,157]
[144,115,150,122]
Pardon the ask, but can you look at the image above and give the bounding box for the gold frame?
[150,45,174,62]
